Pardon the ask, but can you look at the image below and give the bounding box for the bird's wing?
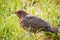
[20,15,50,32]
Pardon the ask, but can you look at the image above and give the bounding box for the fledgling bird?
[14,10,58,34]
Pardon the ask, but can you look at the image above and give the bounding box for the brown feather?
[14,10,58,34]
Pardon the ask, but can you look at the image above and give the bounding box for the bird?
[14,10,58,34]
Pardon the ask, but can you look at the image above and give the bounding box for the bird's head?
[14,10,28,18]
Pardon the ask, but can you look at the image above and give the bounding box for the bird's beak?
[13,11,15,13]
[12,11,17,16]
[13,11,17,14]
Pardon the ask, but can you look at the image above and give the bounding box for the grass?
[0,0,60,40]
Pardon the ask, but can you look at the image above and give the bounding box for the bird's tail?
[46,26,58,34]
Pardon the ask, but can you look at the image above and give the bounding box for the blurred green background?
[0,0,60,40]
